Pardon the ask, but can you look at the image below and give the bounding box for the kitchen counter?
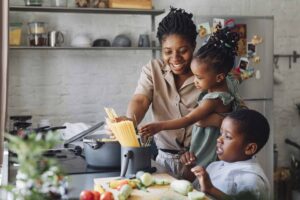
[1,145,169,199]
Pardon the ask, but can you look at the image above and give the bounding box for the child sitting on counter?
[191,109,270,200]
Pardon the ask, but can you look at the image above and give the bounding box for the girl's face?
[161,34,195,75]
[191,59,219,91]
[217,117,249,162]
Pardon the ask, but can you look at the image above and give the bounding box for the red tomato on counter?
[92,191,101,200]
[100,191,114,200]
[80,190,94,200]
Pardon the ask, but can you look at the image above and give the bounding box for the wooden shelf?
[9,46,161,50]
[9,6,165,16]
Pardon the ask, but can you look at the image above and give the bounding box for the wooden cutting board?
[94,173,211,200]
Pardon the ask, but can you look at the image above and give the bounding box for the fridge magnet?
[240,67,255,80]
[251,55,261,64]
[238,57,249,70]
[225,18,235,28]
[247,42,256,58]
[251,35,263,45]
[197,22,211,38]
[255,69,261,79]
[231,24,247,56]
[212,18,225,32]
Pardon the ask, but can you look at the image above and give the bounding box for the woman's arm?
[126,94,151,125]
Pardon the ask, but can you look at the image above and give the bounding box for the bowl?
[71,35,92,47]
[112,34,131,47]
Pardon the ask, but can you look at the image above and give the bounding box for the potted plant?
[1,131,67,200]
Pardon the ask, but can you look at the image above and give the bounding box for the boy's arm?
[139,99,218,136]
[191,166,232,200]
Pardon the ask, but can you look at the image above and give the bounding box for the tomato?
[92,191,101,200]
[100,191,114,200]
[80,190,94,200]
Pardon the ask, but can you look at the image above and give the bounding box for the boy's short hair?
[227,109,270,153]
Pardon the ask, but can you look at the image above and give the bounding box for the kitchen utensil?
[120,146,151,177]
[28,22,47,34]
[83,134,121,168]
[50,0,68,7]
[138,34,150,47]
[112,34,131,47]
[48,31,64,47]
[24,0,43,6]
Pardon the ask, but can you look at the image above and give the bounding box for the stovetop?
[10,148,120,175]
[54,149,120,175]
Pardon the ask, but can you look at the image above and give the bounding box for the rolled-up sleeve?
[134,61,154,102]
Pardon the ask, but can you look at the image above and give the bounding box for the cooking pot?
[120,146,151,178]
[83,134,121,168]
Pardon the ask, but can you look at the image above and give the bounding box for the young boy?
[191,109,270,200]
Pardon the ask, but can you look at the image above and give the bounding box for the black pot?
[83,134,121,168]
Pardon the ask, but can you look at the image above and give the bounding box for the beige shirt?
[134,59,199,150]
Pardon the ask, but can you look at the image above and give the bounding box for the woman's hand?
[180,151,196,166]
[139,122,163,138]
[191,166,214,194]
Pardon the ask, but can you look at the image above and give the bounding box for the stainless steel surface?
[48,30,64,47]
[10,6,165,16]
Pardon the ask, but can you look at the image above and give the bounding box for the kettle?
[120,146,152,178]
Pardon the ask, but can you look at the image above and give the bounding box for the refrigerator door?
[244,100,274,190]
[194,16,274,100]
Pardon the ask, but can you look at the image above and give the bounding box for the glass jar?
[91,0,108,8]
[9,22,23,46]
[24,0,43,6]
[28,33,48,46]
[28,22,47,34]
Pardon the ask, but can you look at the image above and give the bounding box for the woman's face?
[161,34,195,75]
[217,117,248,162]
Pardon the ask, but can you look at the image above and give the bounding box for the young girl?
[140,27,243,168]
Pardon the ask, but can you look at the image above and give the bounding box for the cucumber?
[118,184,132,200]
[188,191,206,200]
[170,180,193,196]
[140,172,153,187]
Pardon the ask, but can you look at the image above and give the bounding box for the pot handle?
[120,150,133,177]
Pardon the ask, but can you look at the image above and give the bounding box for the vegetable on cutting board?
[139,172,153,187]
[118,184,133,200]
[154,178,170,185]
[188,191,206,200]
[170,180,193,196]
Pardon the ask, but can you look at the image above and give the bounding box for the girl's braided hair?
[195,27,240,74]
[156,7,197,46]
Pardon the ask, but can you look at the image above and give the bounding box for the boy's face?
[217,117,249,162]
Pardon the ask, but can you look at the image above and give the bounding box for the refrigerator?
[194,16,274,192]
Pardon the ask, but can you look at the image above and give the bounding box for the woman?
[125,7,199,175]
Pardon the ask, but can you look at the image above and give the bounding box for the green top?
[189,74,244,167]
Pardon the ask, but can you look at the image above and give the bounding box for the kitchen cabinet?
[9,5,164,56]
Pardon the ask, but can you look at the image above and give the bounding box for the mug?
[138,34,150,47]
[48,31,64,47]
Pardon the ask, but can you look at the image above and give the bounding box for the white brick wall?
[8,0,300,167]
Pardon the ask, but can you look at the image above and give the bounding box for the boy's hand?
[139,122,162,138]
[191,166,214,194]
[180,151,196,166]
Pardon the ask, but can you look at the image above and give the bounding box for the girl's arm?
[139,99,220,136]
